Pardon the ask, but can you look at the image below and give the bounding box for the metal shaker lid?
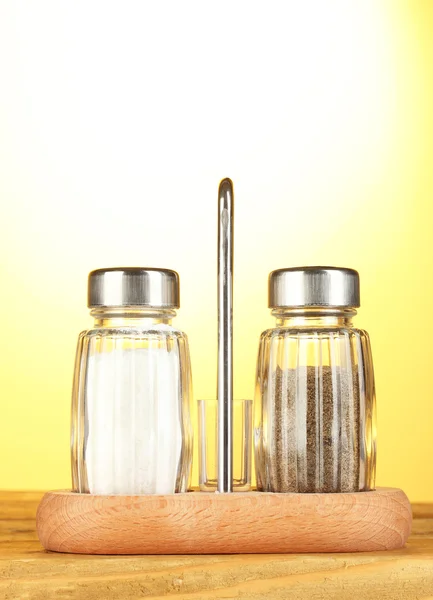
[88,267,180,308]
[268,266,360,308]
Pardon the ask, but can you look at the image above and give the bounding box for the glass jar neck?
[272,307,357,328]
[90,307,176,327]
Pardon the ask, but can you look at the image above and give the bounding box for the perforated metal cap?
[269,266,360,308]
[88,267,180,308]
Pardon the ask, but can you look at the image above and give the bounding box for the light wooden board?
[2,491,433,599]
[36,488,411,554]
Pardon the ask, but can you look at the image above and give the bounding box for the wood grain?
[1,491,432,600]
[36,488,411,554]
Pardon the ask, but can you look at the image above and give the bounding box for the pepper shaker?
[254,266,376,493]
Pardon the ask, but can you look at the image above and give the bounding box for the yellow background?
[0,0,432,501]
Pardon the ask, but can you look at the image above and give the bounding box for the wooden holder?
[36,487,411,554]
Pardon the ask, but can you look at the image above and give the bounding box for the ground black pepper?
[267,365,360,493]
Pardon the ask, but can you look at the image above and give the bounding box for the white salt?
[85,342,182,495]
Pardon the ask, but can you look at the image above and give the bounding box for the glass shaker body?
[71,268,193,495]
[254,268,376,494]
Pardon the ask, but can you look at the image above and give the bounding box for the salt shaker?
[254,267,376,493]
[71,267,193,495]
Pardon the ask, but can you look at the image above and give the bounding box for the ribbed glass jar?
[254,306,376,493]
[71,306,193,495]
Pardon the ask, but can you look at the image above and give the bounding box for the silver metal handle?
[217,178,234,493]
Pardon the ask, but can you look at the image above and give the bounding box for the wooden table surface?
[1,492,433,599]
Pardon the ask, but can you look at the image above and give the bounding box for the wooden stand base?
[36,488,411,554]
